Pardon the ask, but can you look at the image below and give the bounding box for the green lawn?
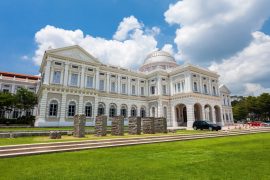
[0,133,269,180]
[0,126,94,132]
[0,130,209,146]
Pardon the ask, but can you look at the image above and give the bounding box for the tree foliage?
[0,88,37,115]
[232,93,270,121]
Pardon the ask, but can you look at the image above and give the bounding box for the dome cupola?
[139,50,178,72]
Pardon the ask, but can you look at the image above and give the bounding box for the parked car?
[193,120,222,131]
[247,121,262,127]
[261,121,270,127]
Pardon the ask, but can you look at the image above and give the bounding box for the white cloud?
[209,31,270,95]
[113,15,142,41]
[33,16,163,69]
[164,0,270,65]
[21,55,29,60]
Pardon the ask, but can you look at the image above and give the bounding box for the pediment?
[219,84,231,94]
[47,45,100,64]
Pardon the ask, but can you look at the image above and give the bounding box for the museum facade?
[35,45,233,129]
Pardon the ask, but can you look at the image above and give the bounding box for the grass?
[0,133,269,180]
[0,130,210,146]
[0,126,94,132]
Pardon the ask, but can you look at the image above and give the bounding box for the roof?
[0,71,40,80]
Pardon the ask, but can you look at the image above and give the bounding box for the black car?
[193,120,221,131]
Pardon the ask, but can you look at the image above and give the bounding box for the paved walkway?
[0,127,269,158]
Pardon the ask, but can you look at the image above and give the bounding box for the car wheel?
[209,127,213,131]
[193,126,197,130]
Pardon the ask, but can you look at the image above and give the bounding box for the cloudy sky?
[1,0,270,96]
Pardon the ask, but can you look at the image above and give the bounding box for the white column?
[186,104,195,129]
[78,94,84,114]
[93,96,98,119]
[11,84,15,94]
[59,93,67,122]
[80,65,85,88]
[117,75,121,94]
[127,77,131,95]
[212,107,216,123]
[106,73,110,93]
[170,78,174,96]
[184,72,192,92]
[157,76,161,95]
[95,69,99,90]
[157,101,162,117]
[137,79,140,96]
[199,75,203,93]
[63,62,69,86]
[44,60,52,85]
[208,78,212,95]
[37,91,48,123]
[171,104,177,127]
[145,80,149,96]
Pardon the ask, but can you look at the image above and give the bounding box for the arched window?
[131,106,137,117]
[109,104,117,117]
[120,105,127,118]
[49,100,58,117]
[203,84,207,94]
[140,107,146,118]
[68,101,76,117]
[151,107,156,117]
[193,82,198,92]
[163,106,167,118]
[98,103,105,116]
[85,102,92,117]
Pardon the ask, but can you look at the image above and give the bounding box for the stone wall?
[154,117,167,133]
[95,115,107,136]
[73,114,86,138]
[111,116,124,136]
[142,117,155,134]
[128,117,141,135]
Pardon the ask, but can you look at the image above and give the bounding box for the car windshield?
[205,121,215,125]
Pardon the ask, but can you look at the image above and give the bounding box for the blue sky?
[0,0,270,95]
[0,0,177,74]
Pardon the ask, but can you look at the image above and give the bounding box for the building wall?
[34,46,233,128]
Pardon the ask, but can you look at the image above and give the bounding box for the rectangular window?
[53,71,61,84]
[86,76,93,88]
[132,85,136,95]
[111,82,116,92]
[177,83,181,92]
[70,73,78,86]
[151,86,155,95]
[68,105,76,117]
[162,85,166,95]
[141,87,144,96]
[85,106,92,117]
[121,84,126,94]
[99,80,105,91]
[49,104,58,116]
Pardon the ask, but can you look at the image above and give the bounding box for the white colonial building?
[35,45,233,129]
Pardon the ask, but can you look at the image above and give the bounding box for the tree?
[14,88,37,115]
[0,92,15,111]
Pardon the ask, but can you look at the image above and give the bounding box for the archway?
[175,104,187,126]
[204,104,213,121]
[214,105,221,124]
[194,103,202,121]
